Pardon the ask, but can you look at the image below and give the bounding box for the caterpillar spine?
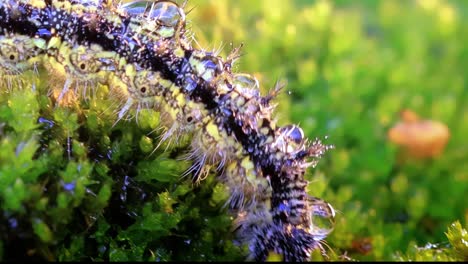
[0,0,335,261]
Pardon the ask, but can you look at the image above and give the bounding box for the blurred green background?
[188,0,468,260]
[0,0,467,261]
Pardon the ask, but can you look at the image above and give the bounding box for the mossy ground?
[1,0,467,261]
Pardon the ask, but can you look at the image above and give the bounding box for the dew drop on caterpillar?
[0,0,336,261]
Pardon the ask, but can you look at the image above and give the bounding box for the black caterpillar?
[0,0,335,261]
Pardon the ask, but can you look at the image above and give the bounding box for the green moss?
[395,221,468,261]
[33,218,54,243]
[446,221,468,261]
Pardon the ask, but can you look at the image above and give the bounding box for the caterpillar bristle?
[0,0,335,261]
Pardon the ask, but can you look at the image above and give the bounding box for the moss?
[0,67,245,261]
[395,221,468,261]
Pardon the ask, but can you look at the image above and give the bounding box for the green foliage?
[1,0,467,261]
[0,77,245,261]
[395,221,468,261]
[446,221,468,261]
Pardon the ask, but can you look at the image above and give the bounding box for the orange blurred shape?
[351,237,373,255]
[388,109,450,158]
[51,88,78,108]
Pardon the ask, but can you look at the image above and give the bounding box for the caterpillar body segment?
[0,35,40,75]
[0,0,335,261]
[0,34,41,88]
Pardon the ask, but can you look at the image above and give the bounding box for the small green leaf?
[33,218,53,243]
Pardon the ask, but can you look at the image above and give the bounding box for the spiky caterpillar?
[0,0,335,261]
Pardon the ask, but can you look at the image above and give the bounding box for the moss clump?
[0,77,245,261]
[395,221,468,261]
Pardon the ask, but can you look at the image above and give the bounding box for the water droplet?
[38,117,55,129]
[37,28,52,38]
[98,245,107,253]
[233,73,259,90]
[121,1,147,15]
[309,199,336,241]
[62,180,77,192]
[127,211,138,218]
[286,125,304,144]
[120,192,127,202]
[278,202,291,214]
[150,1,184,28]
[247,145,254,153]
[199,55,222,81]
[15,141,27,157]
[106,148,113,160]
[232,73,260,98]
[8,217,18,229]
[183,75,197,92]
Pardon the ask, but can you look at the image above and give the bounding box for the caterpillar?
[0,0,335,261]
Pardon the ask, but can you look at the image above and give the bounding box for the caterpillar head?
[44,42,118,102]
[236,197,335,261]
[46,42,114,78]
[247,223,329,262]
[0,35,40,75]
[117,64,172,107]
[245,199,335,261]
[68,44,116,83]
